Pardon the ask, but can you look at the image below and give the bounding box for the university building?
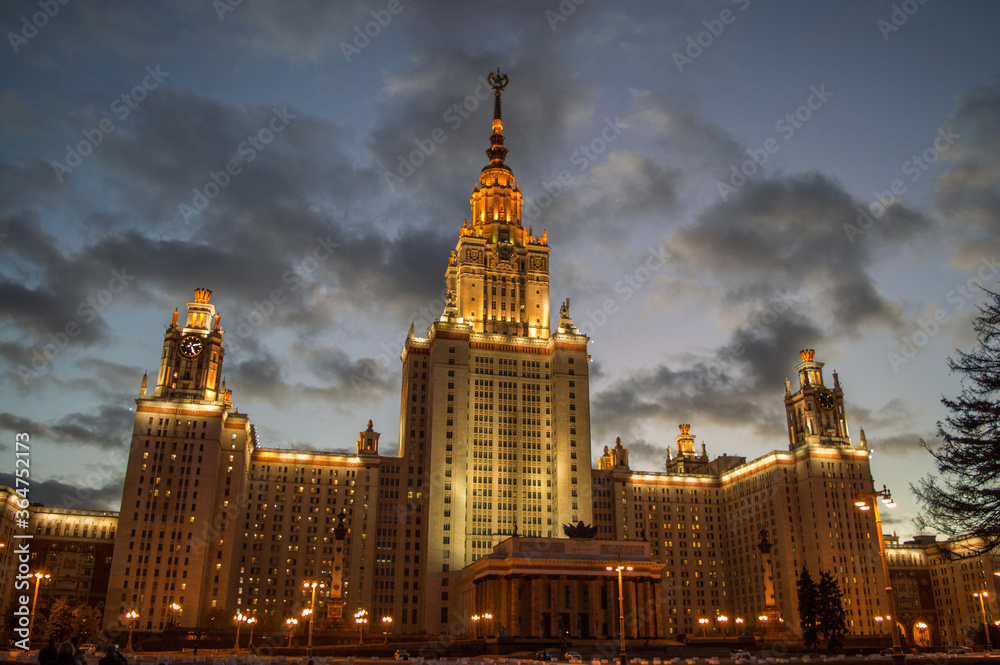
[67,71,996,645]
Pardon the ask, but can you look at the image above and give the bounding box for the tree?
[816,571,847,652]
[40,599,74,642]
[967,622,1000,648]
[913,287,1000,554]
[70,605,102,641]
[796,567,820,648]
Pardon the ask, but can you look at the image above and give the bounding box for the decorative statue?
[562,521,598,539]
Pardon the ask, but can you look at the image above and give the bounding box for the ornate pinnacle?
[485,68,509,166]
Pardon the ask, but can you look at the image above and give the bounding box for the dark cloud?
[591,305,824,447]
[0,472,122,512]
[671,173,932,336]
[0,405,131,450]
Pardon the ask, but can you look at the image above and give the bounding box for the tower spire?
[485,68,509,166]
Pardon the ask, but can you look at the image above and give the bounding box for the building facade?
[398,70,593,635]
[31,507,119,612]
[885,535,999,647]
[103,289,256,631]
[590,351,891,640]
[74,71,994,646]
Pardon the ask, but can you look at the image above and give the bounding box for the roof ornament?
[485,69,510,166]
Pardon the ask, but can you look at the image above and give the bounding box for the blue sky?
[1,0,999,539]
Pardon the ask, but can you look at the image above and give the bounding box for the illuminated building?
[91,72,942,643]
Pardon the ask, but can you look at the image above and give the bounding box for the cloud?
[0,472,122,512]
[0,405,132,450]
[586,163,941,449]
[935,85,1000,271]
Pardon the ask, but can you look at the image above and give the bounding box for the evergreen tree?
[817,570,847,651]
[913,287,1000,553]
[796,567,819,648]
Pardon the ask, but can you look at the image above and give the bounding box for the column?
[626,577,639,638]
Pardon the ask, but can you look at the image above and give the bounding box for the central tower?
[446,69,552,337]
[400,71,593,634]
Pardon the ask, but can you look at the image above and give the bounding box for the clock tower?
[104,288,253,631]
[784,349,851,449]
[153,288,226,402]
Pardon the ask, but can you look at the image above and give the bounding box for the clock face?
[817,390,835,410]
[178,335,204,358]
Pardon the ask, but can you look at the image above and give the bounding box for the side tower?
[104,289,254,630]
[401,71,593,635]
[784,348,851,449]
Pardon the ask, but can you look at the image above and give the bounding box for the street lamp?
[855,486,903,665]
[285,618,298,647]
[382,616,392,643]
[124,611,139,653]
[355,609,368,645]
[718,615,729,637]
[484,613,494,638]
[247,616,257,649]
[472,614,480,639]
[973,592,992,652]
[915,622,928,647]
[234,612,248,652]
[699,618,710,637]
[303,581,324,659]
[735,617,744,636]
[29,572,50,638]
[169,603,182,627]
[606,558,633,665]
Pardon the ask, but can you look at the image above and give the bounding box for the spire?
[485,68,509,167]
[140,371,147,397]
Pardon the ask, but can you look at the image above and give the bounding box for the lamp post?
[234,612,247,652]
[354,609,368,645]
[735,618,744,637]
[758,615,768,637]
[699,618,709,637]
[915,622,928,647]
[484,613,493,639]
[29,572,50,639]
[718,615,729,637]
[247,616,257,649]
[285,618,298,647]
[606,558,633,665]
[303,581,324,659]
[169,603,182,627]
[973,592,992,652]
[875,616,885,640]
[124,611,139,653]
[472,614,480,639]
[855,486,903,665]
[382,616,392,644]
